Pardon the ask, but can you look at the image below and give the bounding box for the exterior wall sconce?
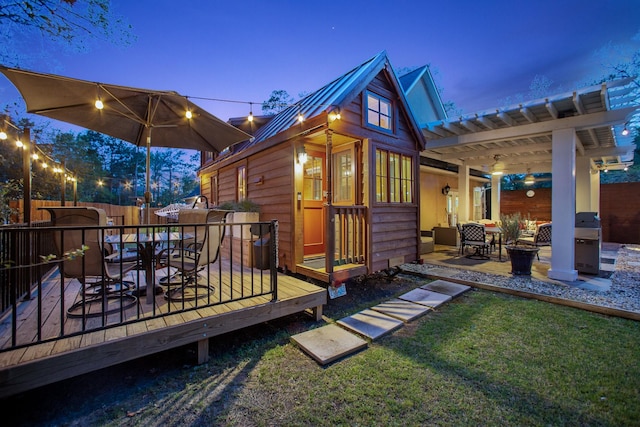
[298,145,308,164]
[491,154,504,176]
[328,108,341,122]
[441,183,450,195]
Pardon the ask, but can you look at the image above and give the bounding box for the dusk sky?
[2,0,640,129]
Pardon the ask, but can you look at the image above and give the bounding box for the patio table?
[106,232,192,304]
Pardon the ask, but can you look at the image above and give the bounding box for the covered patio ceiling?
[420,79,638,174]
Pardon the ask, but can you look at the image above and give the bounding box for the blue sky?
[2,0,639,128]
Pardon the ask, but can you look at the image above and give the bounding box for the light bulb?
[298,113,304,123]
[95,99,104,109]
[622,127,629,136]
[185,109,192,119]
[248,111,254,122]
[0,131,7,140]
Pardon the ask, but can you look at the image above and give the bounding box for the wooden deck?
[0,260,326,398]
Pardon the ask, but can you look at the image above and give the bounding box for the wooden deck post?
[325,129,334,274]
[197,338,209,364]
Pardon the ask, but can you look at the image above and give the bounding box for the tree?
[0,0,135,67]
[262,90,294,115]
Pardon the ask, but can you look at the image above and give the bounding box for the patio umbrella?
[0,65,251,223]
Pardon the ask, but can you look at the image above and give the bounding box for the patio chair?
[461,223,490,259]
[156,209,231,301]
[45,207,138,318]
[456,223,465,255]
[516,223,552,260]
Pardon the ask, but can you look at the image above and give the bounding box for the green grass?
[4,289,640,426]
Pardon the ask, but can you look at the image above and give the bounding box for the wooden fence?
[9,200,167,225]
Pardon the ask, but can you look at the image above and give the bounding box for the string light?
[248,102,254,122]
[0,130,6,140]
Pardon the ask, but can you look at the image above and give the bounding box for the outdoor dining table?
[485,226,503,261]
[105,231,192,304]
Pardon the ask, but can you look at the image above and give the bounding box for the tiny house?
[199,51,444,284]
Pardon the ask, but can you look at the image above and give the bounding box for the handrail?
[0,218,279,353]
[329,205,367,269]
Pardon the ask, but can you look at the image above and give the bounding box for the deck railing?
[331,205,367,267]
[0,219,278,353]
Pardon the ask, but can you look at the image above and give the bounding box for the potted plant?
[501,213,539,275]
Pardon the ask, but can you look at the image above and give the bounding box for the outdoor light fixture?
[298,112,304,123]
[441,183,450,195]
[328,108,341,121]
[15,139,23,148]
[491,154,504,175]
[95,97,104,110]
[248,102,254,122]
[298,145,308,164]
[622,125,629,136]
[185,109,192,119]
[0,130,6,140]
[524,168,535,185]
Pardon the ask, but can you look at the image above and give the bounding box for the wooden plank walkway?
[0,261,326,398]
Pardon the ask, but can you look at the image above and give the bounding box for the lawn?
[2,284,639,426]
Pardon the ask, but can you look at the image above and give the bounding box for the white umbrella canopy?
[0,65,251,222]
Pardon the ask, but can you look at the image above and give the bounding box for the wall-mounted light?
[298,145,308,164]
[328,108,341,122]
[441,183,450,195]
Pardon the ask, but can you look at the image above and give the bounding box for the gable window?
[237,165,246,201]
[366,91,392,132]
[376,149,413,203]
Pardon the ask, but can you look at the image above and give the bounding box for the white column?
[590,169,600,213]
[491,174,501,221]
[576,156,591,213]
[457,164,470,223]
[548,128,578,281]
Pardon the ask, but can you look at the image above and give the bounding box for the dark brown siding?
[501,188,552,221]
[370,205,419,272]
[601,182,640,243]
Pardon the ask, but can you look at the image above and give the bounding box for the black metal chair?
[461,223,490,259]
[156,209,231,301]
[45,207,138,318]
[517,223,552,260]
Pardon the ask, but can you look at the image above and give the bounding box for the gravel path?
[402,244,640,314]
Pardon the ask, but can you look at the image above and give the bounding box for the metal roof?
[421,79,638,173]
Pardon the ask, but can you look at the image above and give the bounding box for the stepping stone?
[421,279,470,297]
[291,324,368,365]
[371,299,431,322]
[337,309,404,340]
[398,288,451,308]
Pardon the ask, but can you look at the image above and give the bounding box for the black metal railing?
[0,218,279,353]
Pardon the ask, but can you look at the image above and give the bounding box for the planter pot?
[506,246,539,275]
[231,212,260,239]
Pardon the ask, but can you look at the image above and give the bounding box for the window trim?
[365,90,394,134]
[375,148,414,204]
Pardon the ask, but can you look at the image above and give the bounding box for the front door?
[303,151,326,256]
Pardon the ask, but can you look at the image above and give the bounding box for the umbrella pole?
[145,128,152,226]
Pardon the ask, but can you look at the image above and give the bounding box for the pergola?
[421,78,638,281]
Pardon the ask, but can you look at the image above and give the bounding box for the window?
[366,92,392,131]
[333,149,353,203]
[237,166,246,201]
[303,155,323,201]
[375,149,413,203]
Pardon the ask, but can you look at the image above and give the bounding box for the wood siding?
[601,182,640,243]
[369,205,419,272]
[500,188,552,221]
